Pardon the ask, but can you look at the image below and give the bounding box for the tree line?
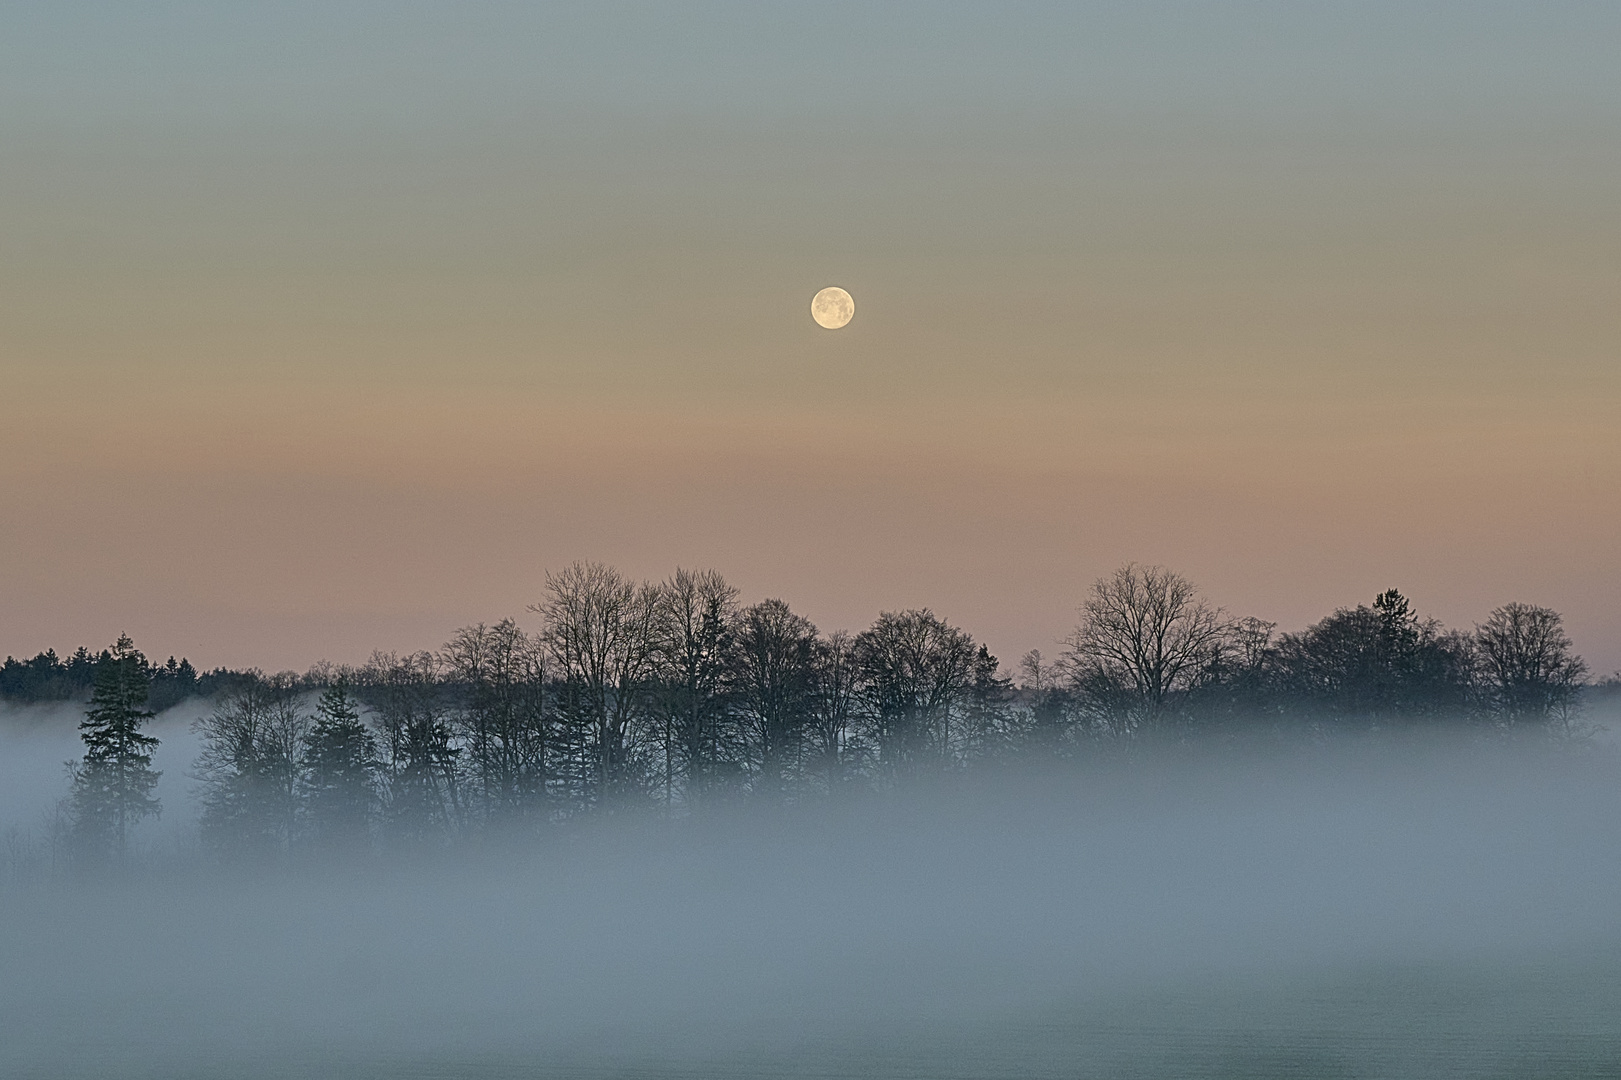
[0,645,252,710]
[28,561,1602,867]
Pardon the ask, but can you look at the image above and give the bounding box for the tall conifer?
[69,633,161,863]
[301,677,379,850]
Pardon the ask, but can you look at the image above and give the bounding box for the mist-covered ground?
[4,711,1621,1078]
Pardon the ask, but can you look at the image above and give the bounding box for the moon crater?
[811,286,855,329]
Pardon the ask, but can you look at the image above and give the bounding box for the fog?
[4,711,1621,1077]
[0,701,203,852]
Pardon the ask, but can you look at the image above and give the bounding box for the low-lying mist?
[0,700,203,852]
[4,727,1621,1079]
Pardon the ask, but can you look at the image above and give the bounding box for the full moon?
[811,286,855,329]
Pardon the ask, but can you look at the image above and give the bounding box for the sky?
[2,2,1618,674]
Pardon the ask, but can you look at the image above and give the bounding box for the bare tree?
[1064,564,1227,732]
[733,599,818,800]
[807,630,858,793]
[1190,616,1278,723]
[364,651,462,843]
[853,610,978,775]
[532,562,660,807]
[192,674,308,861]
[442,619,548,823]
[1475,603,1588,731]
[1016,649,1073,752]
[650,568,739,807]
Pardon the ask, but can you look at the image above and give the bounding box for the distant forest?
[5,562,1615,868]
[1,647,255,712]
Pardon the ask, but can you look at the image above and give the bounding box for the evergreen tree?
[1274,588,1474,725]
[150,654,201,712]
[301,677,380,850]
[68,633,161,864]
[960,644,1014,761]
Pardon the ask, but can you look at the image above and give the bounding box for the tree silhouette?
[301,677,380,850]
[1475,603,1588,730]
[733,598,818,799]
[68,634,161,865]
[442,620,548,824]
[854,610,978,774]
[533,562,660,808]
[1274,589,1474,725]
[651,569,740,807]
[193,676,306,860]
[1064,564,1227,732]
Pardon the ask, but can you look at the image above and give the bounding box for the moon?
[811,286,855,329]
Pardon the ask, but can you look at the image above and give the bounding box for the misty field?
[5,728,1621,1079]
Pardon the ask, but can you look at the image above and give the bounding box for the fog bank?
[3,736,1621,1077]
[0,701,203,851]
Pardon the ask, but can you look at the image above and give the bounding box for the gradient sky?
[3,2,1618,675]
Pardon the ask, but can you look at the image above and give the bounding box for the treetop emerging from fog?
[5,561,1603,871]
